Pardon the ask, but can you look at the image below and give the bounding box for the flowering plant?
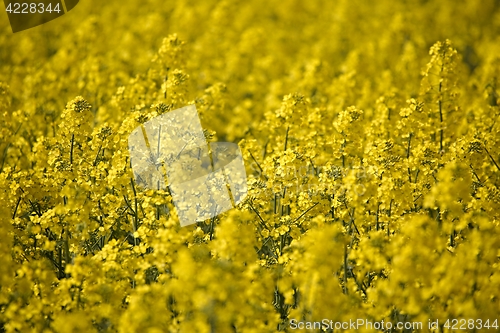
[0,0,499,332]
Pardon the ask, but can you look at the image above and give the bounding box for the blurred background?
[2,0,499,143]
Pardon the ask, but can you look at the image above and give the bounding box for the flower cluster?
[1,0,499,332]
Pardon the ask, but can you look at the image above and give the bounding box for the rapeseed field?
[1,0,499,332]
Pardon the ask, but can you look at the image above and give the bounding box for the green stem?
[12,196,21,219]
[284,126,290,152]
[0,143,11,173]
[438,57,445,153]
[343,244,349,294]
[292,202,319,224]
[484,145,500,172]
[92,145,102,166]
[249,201,267,229]
[70,134,75,164]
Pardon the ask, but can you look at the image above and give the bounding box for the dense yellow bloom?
[1,0,500,332]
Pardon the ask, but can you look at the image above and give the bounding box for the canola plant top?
[0,0,499,332]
